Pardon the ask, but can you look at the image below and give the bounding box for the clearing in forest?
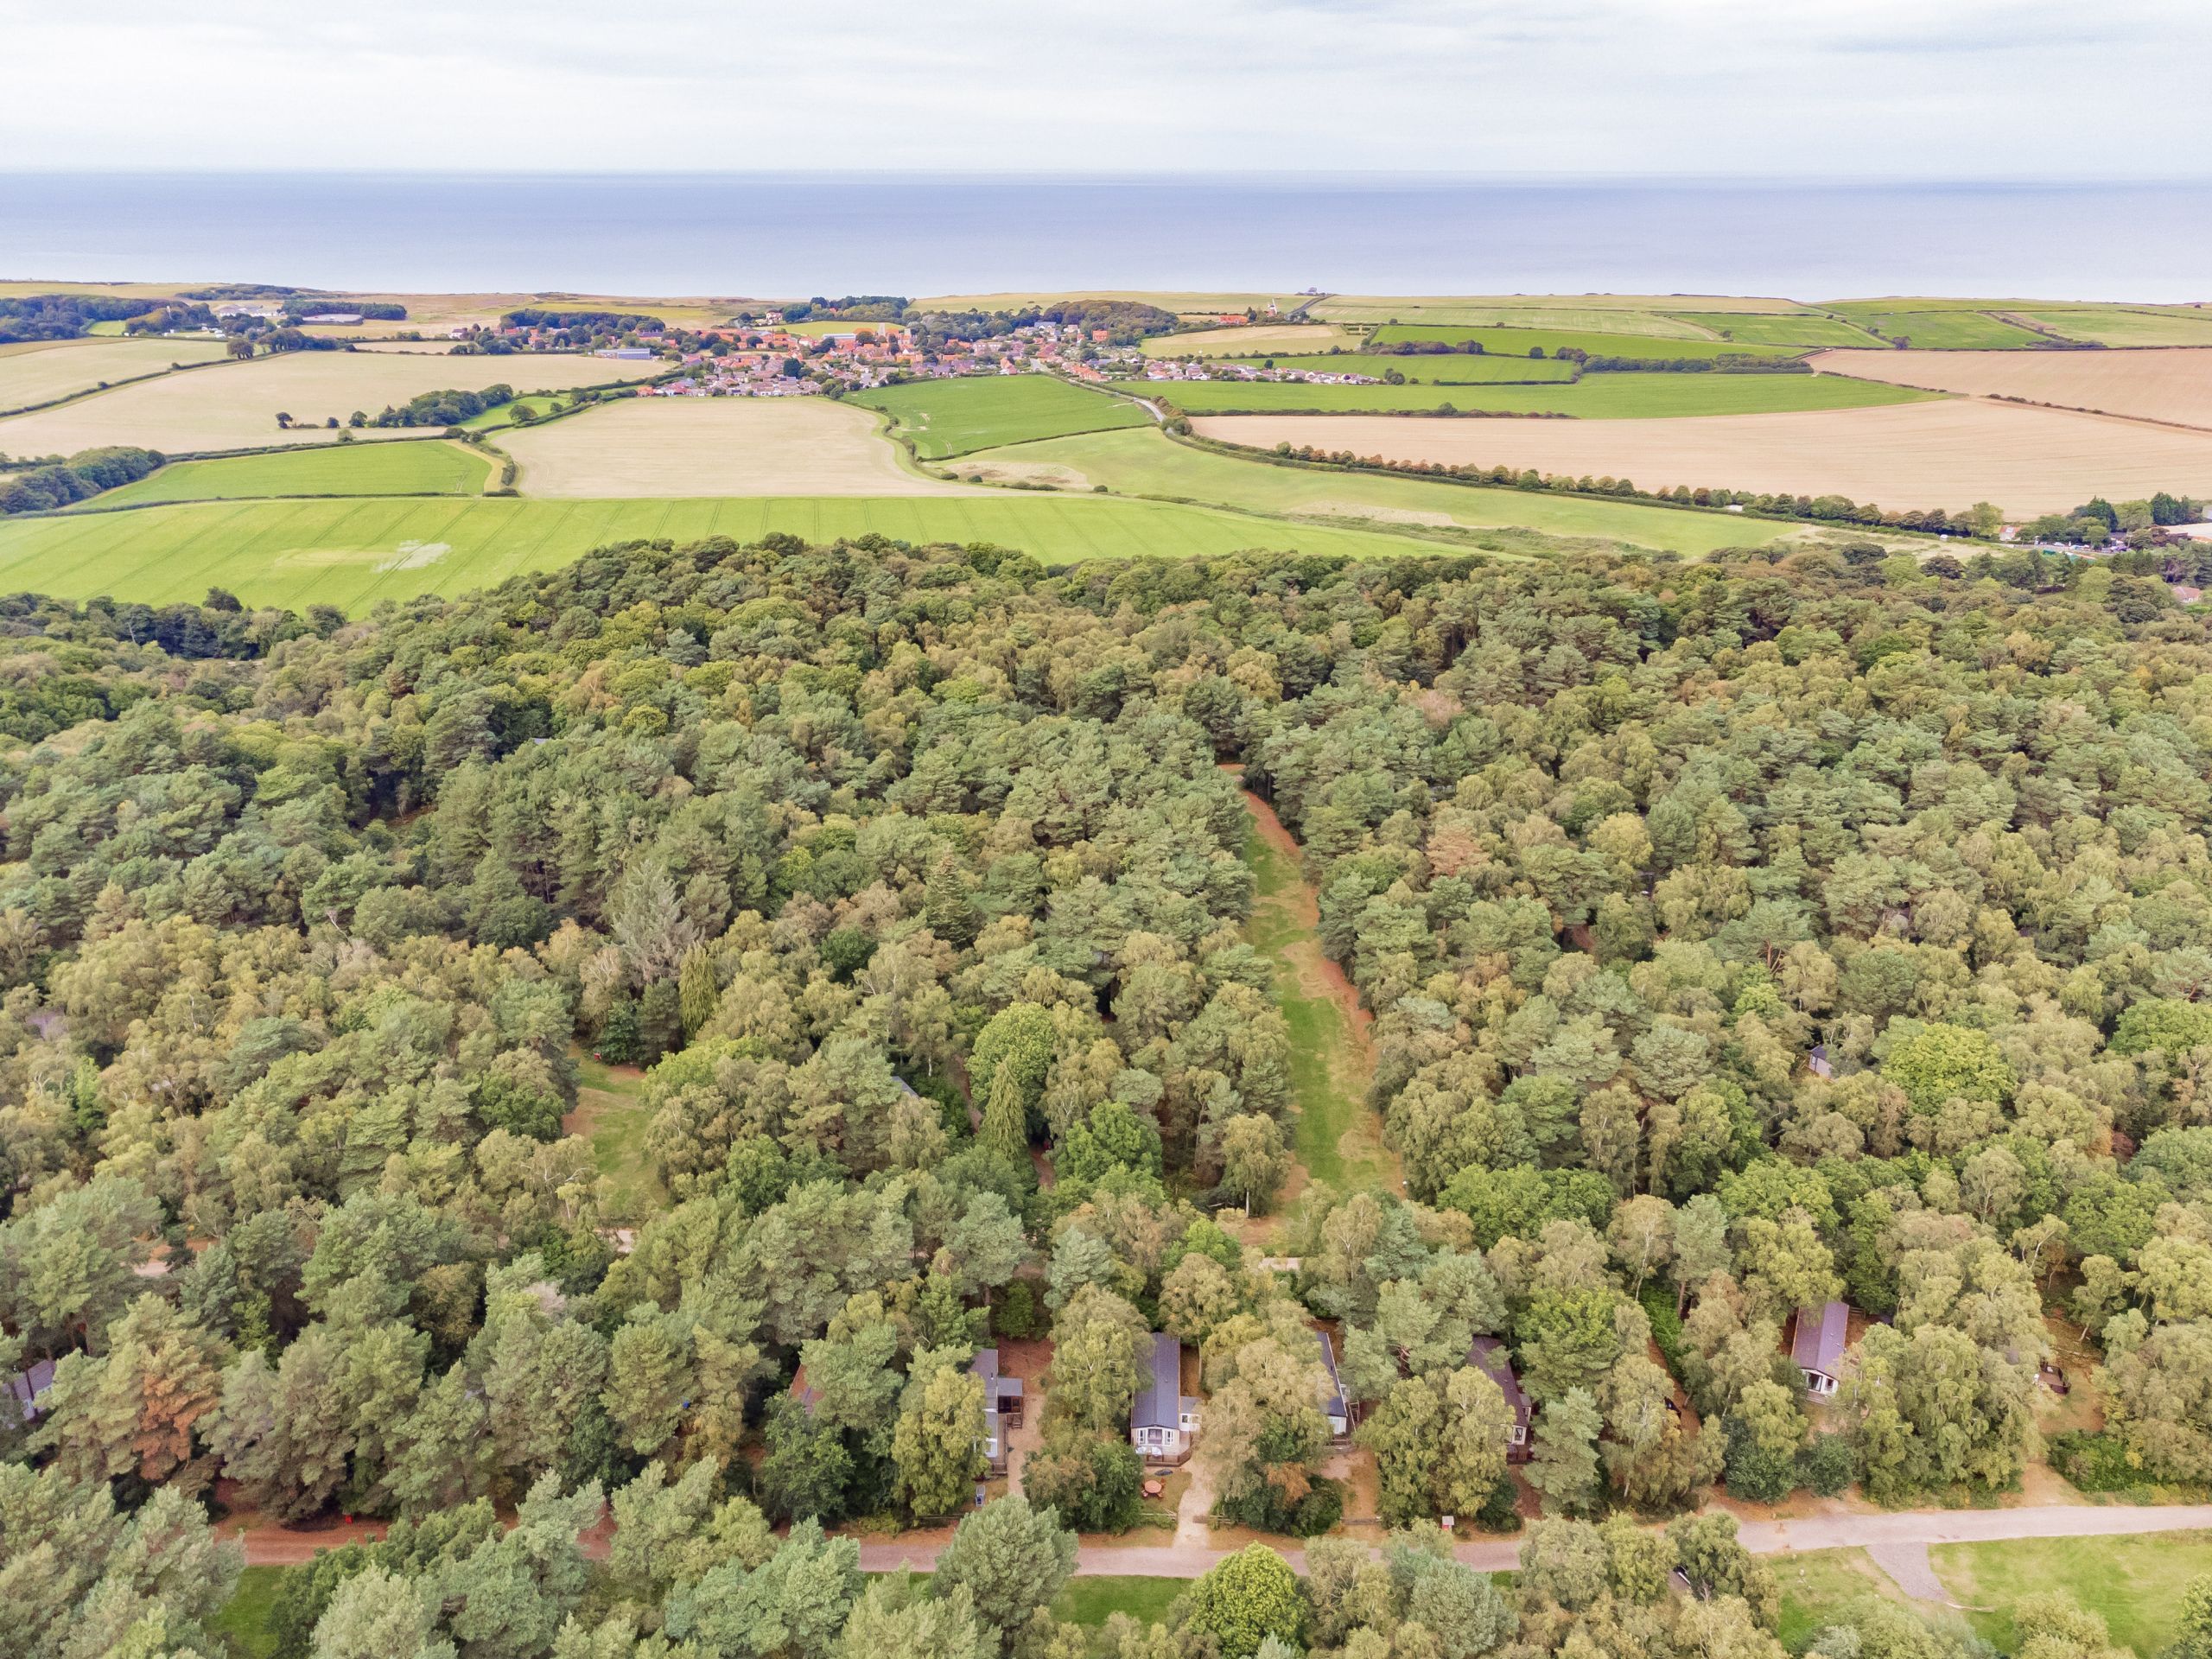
[1233,772,1396,1195]
[500,397,985,496]
[564,1052,664,1218]
[1190,398,2212,517]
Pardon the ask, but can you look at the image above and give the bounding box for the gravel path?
[852,1502,2212,1580]
[1866,1541,1957,1605]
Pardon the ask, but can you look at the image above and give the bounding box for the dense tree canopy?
[2,526,2209,1652]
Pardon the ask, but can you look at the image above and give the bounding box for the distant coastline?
[6,171,2212,302]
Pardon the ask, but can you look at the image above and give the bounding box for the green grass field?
[0,489,1454,611]
[569,1053,663,1218]
[207,1564,283,1658]
[1771,1548,1915,1651]
[1824,307,2049,349]
[1049,1577,1186,1628]
[1212,353,1580,384]
[1933,1530,2212,1656]
[2014,307,2212,346]
[963,426,1800,556]
[463,393,565,432]
[1156,372,1935,418]
[1309,299,1764,332]
[851,376,1148,458]
[87,440,491,507]
[1370,324,1802,360]
[1665,311,1889,347]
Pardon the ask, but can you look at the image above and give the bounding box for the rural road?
[232,1498,2212,1574]
[851,1502,2212,1579]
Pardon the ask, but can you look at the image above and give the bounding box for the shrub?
[1797,1433,1857,1497]
[1177,1544,1307,1659]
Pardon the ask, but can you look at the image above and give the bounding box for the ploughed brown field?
[1815,346,2212,432]
[1188,400,2212,517]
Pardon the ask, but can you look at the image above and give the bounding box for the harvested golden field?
[1190,400,2212,517]
[500,397,989,498]
[0,336,232,415]
[1815,346,2212,431]
[0,351,652,457]
[1142,323,1361,357]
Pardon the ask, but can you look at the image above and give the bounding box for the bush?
[1214,1475,1344,1538]
[1024,1432,1142,1532]
[1177,1543,1306,1659]
[1797,1433,1857,1497]
[2048,1429,2191,1497]
[1476,1477,1522,1533]
[1722,1415,1796,1503]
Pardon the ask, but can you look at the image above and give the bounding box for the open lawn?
[1142,323,1363,357]
[2014,307,2212,346]
[851,375,1148,458]
[1049,1578,1185,1628]
[1933,1530,2212,1656]
[1212,353,1580,384]
[1159,373,1932,418]
[1191,397,2212,516]
[1815,346,2212,430]
[0,352,653,458]
[208,1564,283,1659]
[85,439,491,506]
[502,397,983,496]
[1770,1548,1915,1651]
[1370,324,1800,360]
[0,489,1452,611]
[1823,307,2049,349]
[959,425,1801,556]
[1666,311,1890,347]
[0,336,234,415]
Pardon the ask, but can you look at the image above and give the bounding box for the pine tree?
[1525,1386,1602,1516]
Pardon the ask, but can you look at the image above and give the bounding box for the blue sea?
[4,172,2210,302]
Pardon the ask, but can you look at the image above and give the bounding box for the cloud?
[2,0,2207,175]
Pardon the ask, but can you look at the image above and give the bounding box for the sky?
[4,0,2209,180]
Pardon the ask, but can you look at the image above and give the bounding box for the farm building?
[1130,1332,1200,1464]
[971,1346,1024,1475]
[1468,1337,1533,1463]
[1316,1330,1351,1440]
[1791,1300,1852,1396]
